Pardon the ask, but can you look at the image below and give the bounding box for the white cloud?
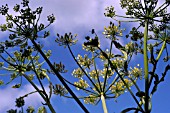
[0,84,49,112]
[0,0,122,45]
[27,0,121,33]
[0,0,125,47]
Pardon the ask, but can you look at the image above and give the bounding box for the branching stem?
[22,74,56,113]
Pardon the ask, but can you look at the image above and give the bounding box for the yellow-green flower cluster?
[129,64,142,78]
[72,68,84,78]
[74,79,89,90]
[103,25,122,39]
[84,94,98,105]
[77,54,93,69]
[110,79,132,97]
[89,70,100,80]
[55,33,78,47]
[98,49,114,61]
[125,42,135,53]
[111,58,125,69]
[101,68,114,78]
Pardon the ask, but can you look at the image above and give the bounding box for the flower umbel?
[55,32,78,47]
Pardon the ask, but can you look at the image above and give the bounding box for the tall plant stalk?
[101,93,108,113]
[144,19,149,112]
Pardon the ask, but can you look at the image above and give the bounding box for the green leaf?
[113,40,123,49]
[84,38,99,47]
[136,91,145,97]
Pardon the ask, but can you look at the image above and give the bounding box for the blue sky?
[0,0,170,113]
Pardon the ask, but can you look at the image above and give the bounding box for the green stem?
[156,41,166,61]
[129,78,140,92]
[101,92,108,113]
[31,59,49,101]
[144,20,149,113]
[22,74,56,113]
[92,52,102,91]
[103,40,113,92]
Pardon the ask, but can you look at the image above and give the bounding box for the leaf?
[114,54,122,57]
[136,91,145,97]
[113,40,123,49]
[84,38,99,47]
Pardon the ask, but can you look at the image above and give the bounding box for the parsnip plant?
[56,0,170,112]
[0,0,170,113]
[0,0,87,113]
[56,25,143,113]
[103,0,170,112]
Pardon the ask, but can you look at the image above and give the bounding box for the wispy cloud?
[0,84,49,112]
[28,0,121,33]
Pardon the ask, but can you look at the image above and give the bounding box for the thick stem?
[31,39,89,113]
[47,102,56,113]
[101,93,108,113]
[144,20,149,113]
